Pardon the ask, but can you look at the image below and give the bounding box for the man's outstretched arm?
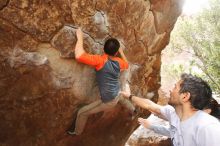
[138,118,170,137]
[120,91,162,115]
[75,28,85,59]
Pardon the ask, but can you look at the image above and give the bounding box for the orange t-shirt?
[76,53,129,71]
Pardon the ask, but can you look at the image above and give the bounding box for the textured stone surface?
[0,0,183,146]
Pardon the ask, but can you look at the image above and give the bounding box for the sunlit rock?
[0,0,183,146]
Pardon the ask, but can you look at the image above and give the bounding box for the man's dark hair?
[179,73,212,110]
[104,38,120,56]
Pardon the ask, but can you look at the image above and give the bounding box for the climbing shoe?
[67,130,78,136]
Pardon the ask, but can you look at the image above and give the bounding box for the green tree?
[162,0,220,95]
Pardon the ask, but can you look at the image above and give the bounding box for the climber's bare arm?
[118,48,128,63]
[120,91,162,116]
[75,28,85,59]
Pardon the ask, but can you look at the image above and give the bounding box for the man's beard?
[168,97,176,106]
[168,100,174,105]
[168,98,181,107]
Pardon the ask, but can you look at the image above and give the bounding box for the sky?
[182,0,209,15]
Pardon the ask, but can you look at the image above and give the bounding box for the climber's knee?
[79,111,90,118]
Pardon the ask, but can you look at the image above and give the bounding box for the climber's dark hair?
[104,38,120,56]
[179,73,212,110]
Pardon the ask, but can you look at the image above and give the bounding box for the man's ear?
[182,92,191,102]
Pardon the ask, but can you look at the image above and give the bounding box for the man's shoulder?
[196,111,220,125]
[195,113,220,146]
[196,112,220,135]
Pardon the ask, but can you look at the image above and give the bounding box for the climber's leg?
[73,99,103,135]
[74,98,118,135]
[67,108,80,133]
[67,100,102,135]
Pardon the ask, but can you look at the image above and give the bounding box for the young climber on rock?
[67,28,129,135]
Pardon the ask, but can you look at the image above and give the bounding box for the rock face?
[0,0,183,146]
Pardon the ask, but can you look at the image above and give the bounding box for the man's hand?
[119,91,130,99]
[76,28,83,39]
[120,91,162,116]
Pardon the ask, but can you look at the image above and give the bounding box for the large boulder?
[0,0,184,146]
